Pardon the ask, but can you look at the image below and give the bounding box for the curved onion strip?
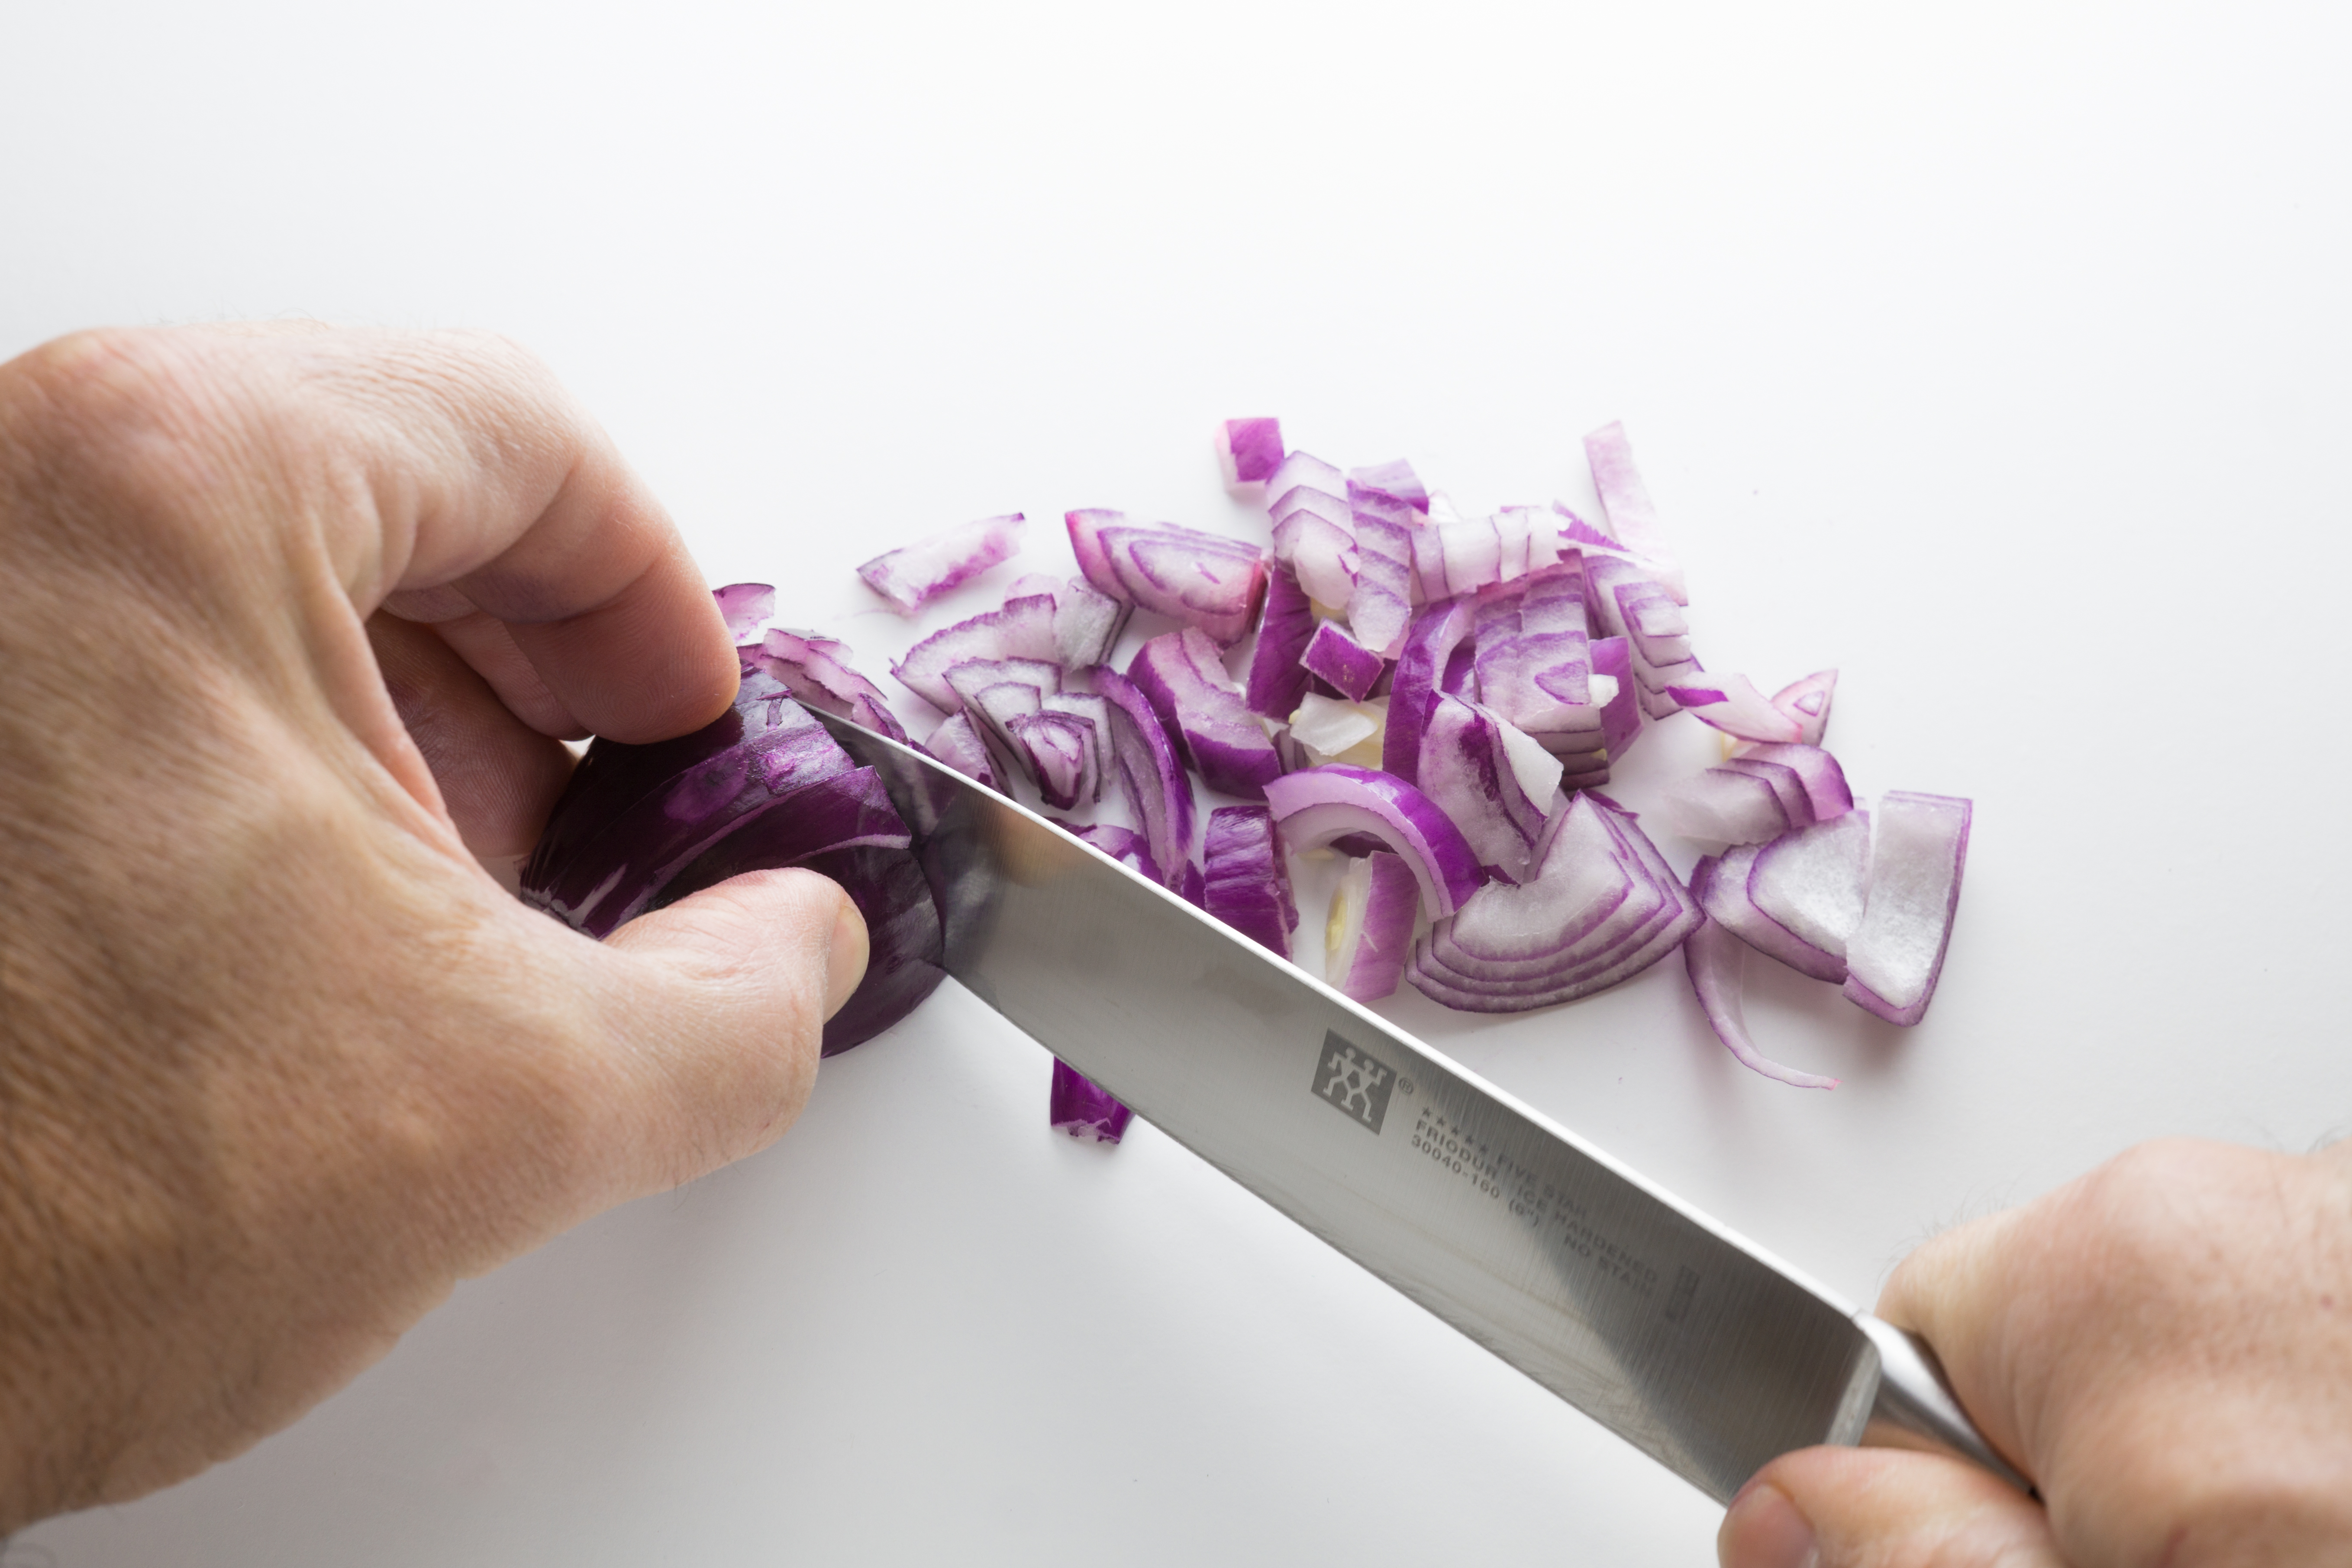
[1664,768,1799,845]
[1325,851,1420,1001]
[1067,509,1269,645]
[1094,668,1197,893]
[1684,920,1839,1090]
[1729,743,1853,822]
[1843,792,1972,1026]
[892,593,1058,711]
[1245,563,1317,720]
[1692,812,1870,984]
[857,513,1026,615]
[1665,672,1805,744]
[1128,628,1283,800]
[1202,806,1297,959]
[922,712,997,788]
[1381,597,1478,784]
[1265,765,1483,919]
[1583,421,1687,605]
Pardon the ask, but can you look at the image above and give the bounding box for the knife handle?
[1854,1314,2036,1496]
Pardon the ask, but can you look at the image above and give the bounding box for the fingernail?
[1720,1480,1818,1568]
[823,894,870,1017]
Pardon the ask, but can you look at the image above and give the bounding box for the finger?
[1720,1448,2063,1568]
[365,613,577,859]
[389,605,586,739]
[589,868,870,1194]
[1876,1205,2040,1473]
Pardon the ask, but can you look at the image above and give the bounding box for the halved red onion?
[1684,920,1839,1090]
[1584,421,1687,605]
[1094,667,1197,894]
[923,711,998,788]
[1127,628,1283,800]
[1245,562,1317,720]
[1066,510,1269,646]
[1418,695,1561,885]
[1692,810,1870,983]
[1325,850,1420,1001]
[1408,794,1700,1010]
[749,627,910,742]
[857,513,1026,615]
[1216,417,1284,490]
[892,592,1058,711]
[713,582,775,639]
[1842,792,1971,1026]
[1264,765,1483,919]
[1301,620,1385,701]
[1665,672,1805,744]
[1050,1059,1135,1143]
[1202,805,1297,959]
[1381,597,1478,784]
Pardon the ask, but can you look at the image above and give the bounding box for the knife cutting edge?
[812,709,2030,1503]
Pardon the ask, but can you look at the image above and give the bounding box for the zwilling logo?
[1312,1031,1394,1134]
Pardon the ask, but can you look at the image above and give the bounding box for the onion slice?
[1842,792,1972,1026]
[1265,765,1484,919]
[1684,920,1839,1089]
[923,712,998,788]
[1324,851,1420,1001]
[1245,563,1317,720]
[1127,628,1284,799]
[891,593,1058,711]
[857,513,1026,614]
[1583,421,1687,605]
[1050,1059,1135,1143]
[1093,668,1197,894]
[1381,597,1478,784]
[1216,417,1284,490]
[749,628,910,742]
[1300,620,1385,701]
[1202,806,1297,959]
[1067,510,1269,646]
[1692,811,1870,983]
[713,582,775,639]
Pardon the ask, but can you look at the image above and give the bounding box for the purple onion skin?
[1202,805,1297,958]
[1383,598,1477,784]
[1050,1058,1135,1143]
[1684,919,1839,1090]
[1245,564,1316,720]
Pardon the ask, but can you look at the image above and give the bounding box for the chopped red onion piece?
[1584,421,1687,605]
[1665,672,1805,744]
[1127,628,1283,799]
[1264,765,1484,919]
[748,627,909,742]
[1665,767,1805,844]
[1054,576,1132,669]
[1754,669,1838,749]
[1842,792,1971,1026]
[1245,562,1317,719]
[1202,806,1298,959]
[1066,510,1269,645]
[1345,511,1416,659]
[892,592,1058,710]
[1346,460,1429,513]
[942,658,1058,780]
[1325,851,1420,1001]
[1007,711,1095,810]
[1381,597,1477,784]
[1584,556,1698,720]
[1552,503,1626,554]
[1093,668,1196,894]
[923,711,998,788]
[1264,450,1346,511]
[1042,688,1113,799]
[1288,694,1386,768]
[1693,810,1871,983]
[1592,636,1641,760]
[1216,417,1285,490]
[1300,620,1385,701]
[713,582,775,640]
[1684,920,1839,1090]
[857,513,1026,614]
[1065,822,1165,885]
[1050,1058,1135,1143]
[1730,743,1853,822]
[1419,695,1560,885]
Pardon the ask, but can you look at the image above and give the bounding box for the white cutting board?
[6,2,2349,1562]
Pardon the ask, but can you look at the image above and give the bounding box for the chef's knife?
[813,710,2028,1503]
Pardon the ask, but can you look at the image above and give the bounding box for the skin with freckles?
[1719,1138,2352,1568]
[0,325,867,1532]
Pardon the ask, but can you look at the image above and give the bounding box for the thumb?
[1720,1447,2063,1568]
[588,867,870,1191]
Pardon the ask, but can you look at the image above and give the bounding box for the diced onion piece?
[892,593,1058,711]
[857,513,1026,614]
[1066,510,1269,645]
[1418,695,1558,885]
[713,582,775,640]
[923,712,997,789]
[1583,421,1687,605]
[1345,459,1428,513]
[1843,792,1972,1026]
[1050,1059,1135,1143]
[1665,672,1806,744]
[1665,768,1800,845]
[1300,620,1385,701]
[1127,628,1284,799]
[747,627,910,742]
[1769,669,1838,747]
[1326,851,1420,1001]
[1265,765,1484,919]
[1054,577,1132,670]
[1202,806,1297,959]
[1730,743,1854,822]
[1216,417,1284,490]
[1007,711,1095,810]
[1094,668,1197,894]
[1289,694,1386,767]
[1245,563,1317,720]
[1684,920,1839,1089]
[1065,823,1164,885]
[1381,597,1478,784]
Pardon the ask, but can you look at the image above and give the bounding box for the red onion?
[856,513,1027,615]
[1300,620,1385,701]
[1050,1059,1135,1143]
[1216,417,1285,490]
[713,581,775,639]
[923,711,997,787]
[1245,563,1317,720]
[1127,628,1284,800]
[1417,695,1561,885]
[891,592,1058,711]
[1584,421,1687,606]
[1665,672,1806,745]
[1202,806,1298,959]
[1692,811,1871,983]
[744,627,911,743]
[1093,667,1197,894]
[1381,597,1478,785]
[1684,920,1840,1090]
[1264,765,1484,919]
[1324,850,1420,1001]
[1068,509,1269,646]
[1842,792,1972,1026]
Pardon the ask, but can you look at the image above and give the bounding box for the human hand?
[1720,1138,2352,1567]
[0,325,868,1530]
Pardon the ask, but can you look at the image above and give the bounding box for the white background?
[6,2,2351,1562]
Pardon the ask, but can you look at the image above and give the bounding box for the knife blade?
[814,710,2027,1502]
